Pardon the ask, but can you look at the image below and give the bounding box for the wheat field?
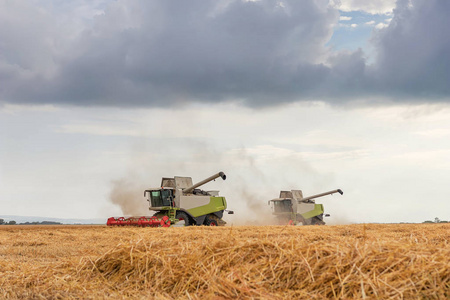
[0,223,448,299]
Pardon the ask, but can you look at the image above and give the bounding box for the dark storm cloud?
[369,0,450,99]
[0,0,449,107]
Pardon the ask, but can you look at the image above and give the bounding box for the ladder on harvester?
[168,208,177,223]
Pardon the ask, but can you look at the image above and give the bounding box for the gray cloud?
[369,0,450,99]
[0,0,449,107]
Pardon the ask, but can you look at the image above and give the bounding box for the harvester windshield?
[147,189,173,207]
[270,199,293,213]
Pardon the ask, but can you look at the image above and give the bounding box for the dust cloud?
[229,188,279,226]
[325,215,353,225]
[109,178,149,216]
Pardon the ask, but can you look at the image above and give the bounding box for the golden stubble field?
[0,223,448,299]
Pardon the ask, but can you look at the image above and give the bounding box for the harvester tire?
[296,214,307,226]
[311,216,325,225]
[204,216,218,226]
[176,211,192,226]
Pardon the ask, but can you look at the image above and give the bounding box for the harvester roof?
[270,198,292,201]
[147,187,174,190]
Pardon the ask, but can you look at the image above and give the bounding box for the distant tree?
[18,221,62,225]
[423,220,433,223]
[434,217,441,223]
[0,218,4,225]
[41,221,62,225]
[7,220,16,225]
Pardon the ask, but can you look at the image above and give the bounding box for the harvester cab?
[268,189,343,225]
[108,171,231,227]
[145,188,175,209]
[269,191,293,213]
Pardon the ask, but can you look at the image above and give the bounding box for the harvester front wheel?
[176,211,192,226]
[204,216,218,226]
[311,216,325,225]
[296,214,307,226]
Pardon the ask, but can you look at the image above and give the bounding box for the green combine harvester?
[268,189,343,225]
[107,172,233,227]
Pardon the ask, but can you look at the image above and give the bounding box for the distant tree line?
[20,221,62,225]
[0,219,61,225]
[423,217,448,224]
[0,219,16,225]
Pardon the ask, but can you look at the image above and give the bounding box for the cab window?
[273,200,292,213]
[149,189,173,207]
[150,191,163,207]
[161,189,173,206]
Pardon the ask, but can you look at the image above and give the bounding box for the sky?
[1,0,449,224]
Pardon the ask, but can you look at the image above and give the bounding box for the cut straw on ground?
[0,223,448,299]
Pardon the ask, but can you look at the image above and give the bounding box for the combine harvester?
[268,189,343,225]
[107,172,233,227]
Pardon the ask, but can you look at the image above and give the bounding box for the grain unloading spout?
[300,189,343,202]
[183,172,226,194]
